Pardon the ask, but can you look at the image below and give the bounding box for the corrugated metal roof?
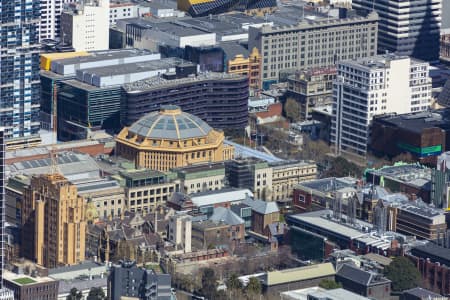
[7,152,100,180]
[265,263,335,286]
[243,198,279,215]
[210,207,244,225]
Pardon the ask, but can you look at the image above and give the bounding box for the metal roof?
[225,140,284,163]
[210,207,244,225]
[264,263,335,286]
[242,198,279,215]
[336,263,391,286]
[280,287,371,300]
[8,152,100,180]
[128,106,213,140]
[51,49,155,66]
[190,188,253,207]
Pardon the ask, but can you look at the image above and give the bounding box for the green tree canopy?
[318,279,342,290]
[67,288,83,300]
[384,256,420,292]
[324,156,363,178]
[200,268,218,299]
[86,287,106,300]
[227,273,242,291]
[284,98,301,122]
[246,277,262,299]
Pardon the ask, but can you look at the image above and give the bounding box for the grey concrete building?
[248,10,378,88]
[108,261,171,300]
[443,0,450,30]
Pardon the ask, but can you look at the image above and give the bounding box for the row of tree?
[176,268,262,300]
[66,287,105,300]
[226,274,262,300]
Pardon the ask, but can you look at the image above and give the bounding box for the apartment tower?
[0,0,41,149]
[40,0,77,41]
[331,54,431,157]
[61,0,110,51]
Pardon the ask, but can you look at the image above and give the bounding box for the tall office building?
[432,152,450,209]
[22,174,86,268]
[352,0,442,62]
[0,0,41,149]
[61,0,110,51]
[331,54,431,157]
[0,130,14,299]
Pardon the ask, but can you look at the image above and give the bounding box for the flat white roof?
[191,188,253,207]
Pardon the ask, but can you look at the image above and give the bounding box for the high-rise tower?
[0,130,14,299]
[39,0,67,41]
[331,54,431,157]
[0,0,41,149]
[22,174,86,268]
[352,0,442,62]
[39,0,78,41]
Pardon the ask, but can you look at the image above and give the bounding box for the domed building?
[115,105,235,171]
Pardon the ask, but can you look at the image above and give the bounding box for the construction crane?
[52,81,58,143]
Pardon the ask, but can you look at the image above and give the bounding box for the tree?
[200,268,218,299]
[227,273,243,297]
[245,277,262,299]
[301,137,331,162]
[384,256,421,292]
[215,290,228,300]
[67,288,83,300]
[284,98,300,122]
[318,279,342,290]
[392,152,415,163]
[324,156,363,178]
[86,287,106,300]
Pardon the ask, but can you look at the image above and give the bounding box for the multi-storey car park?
[122,72,249,130]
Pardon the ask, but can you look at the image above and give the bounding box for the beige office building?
[76,179,126,220]
[120,169,181,213]
[175,162,226,194]
[248,11,378,84]
[271,161,317,201]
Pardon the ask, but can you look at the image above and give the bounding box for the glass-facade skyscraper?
[0,0,41,148]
